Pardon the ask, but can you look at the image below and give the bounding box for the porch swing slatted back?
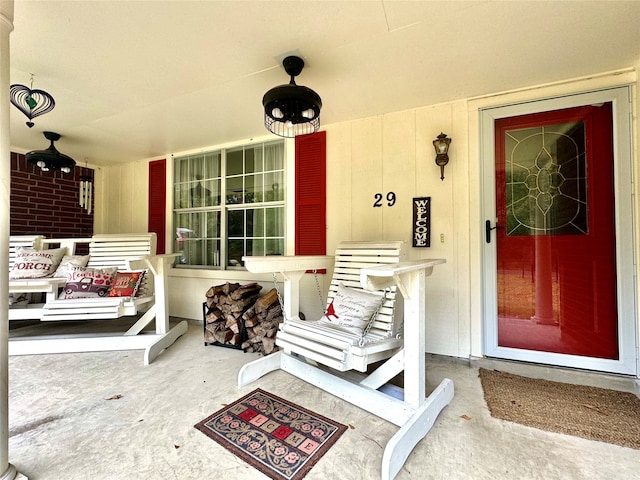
[326,241,406,338]
[276,241,408,372]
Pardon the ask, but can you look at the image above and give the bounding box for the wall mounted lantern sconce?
[263,55,322,138]
[433,132,451,181]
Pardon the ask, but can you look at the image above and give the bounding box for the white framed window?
[172,140,285,269]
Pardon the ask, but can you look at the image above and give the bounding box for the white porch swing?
[238,241,454,480]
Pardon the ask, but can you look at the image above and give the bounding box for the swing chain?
[272,272,289,322]
[358,288,388,347]
[272,270,325,322]
[394,287,403,339]
[312,269,325,313]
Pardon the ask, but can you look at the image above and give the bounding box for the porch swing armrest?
[241,255,334,274]
[242,255,335,320]
[128,253,181,275]
[360,259,446,292]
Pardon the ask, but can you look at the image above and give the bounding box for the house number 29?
[373,192,396,207]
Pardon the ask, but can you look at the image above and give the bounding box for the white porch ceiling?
[8,0,640,166]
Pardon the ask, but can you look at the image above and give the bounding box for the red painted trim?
[295,132,326,269]
[148,159,167,254]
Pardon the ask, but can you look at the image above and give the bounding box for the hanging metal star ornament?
[10,75,55,128]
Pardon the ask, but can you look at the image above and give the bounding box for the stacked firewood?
[204,282,262,347]
[203,282,283,355]
[240,288,283,355]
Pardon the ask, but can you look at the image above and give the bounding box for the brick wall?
[10,151,94,238]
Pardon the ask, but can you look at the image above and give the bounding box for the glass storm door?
[494,103,619,360]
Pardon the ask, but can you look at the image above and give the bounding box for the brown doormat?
[479,368,640,449]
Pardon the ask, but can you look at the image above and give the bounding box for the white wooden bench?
[237,241,454,480]
[9,235,91,320]
[8,233,187,365]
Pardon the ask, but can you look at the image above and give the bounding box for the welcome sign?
[413,197,431,247]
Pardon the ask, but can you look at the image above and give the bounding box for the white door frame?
[480,86,637,375]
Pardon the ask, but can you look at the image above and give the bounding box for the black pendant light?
[263,56,322,137]
[26,131,76,174]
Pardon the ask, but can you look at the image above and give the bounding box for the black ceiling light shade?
[263,55,322,137]
[26,131,76,174]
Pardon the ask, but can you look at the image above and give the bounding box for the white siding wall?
[95,69,638,364]
[94,160,149,234]
[322,103,469,358]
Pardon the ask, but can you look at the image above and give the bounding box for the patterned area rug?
[195,388,347,480]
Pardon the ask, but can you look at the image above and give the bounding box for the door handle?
[485,220,503,243]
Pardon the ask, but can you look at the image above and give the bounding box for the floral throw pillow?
[108,271,146,298]
[53,254,90,278]
[320,283,384,335]
[60,266,117,299]
[9,247,66,280]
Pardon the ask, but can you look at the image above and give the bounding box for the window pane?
[248,239,264,256]
[266,238,284,256]
[228,240,244,267]
[206,210,220,238]
[174,210,221,267]
[228,209,244,237]
[264,142,283,170]
[205,239,221,267]
[264,172,284,201]
[204,151,221,178]
[265,207,284,237]
[174,156,189,183]
[226,176,243,204]
[245,174,262,204]
[245,147,255,174]
[252,145,264,173]
[189,154,204,180]
[174,209,201,265]
[250,207,265,237]
[505,123,587,236]
[174,184,188,209]
[203,179,221,206]
[227,148,243,176]
[190,182,211,208]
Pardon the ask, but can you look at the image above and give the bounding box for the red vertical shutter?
[295,131,326,256]
[148,159,166,254]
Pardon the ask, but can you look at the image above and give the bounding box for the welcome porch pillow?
[9,247,66,280]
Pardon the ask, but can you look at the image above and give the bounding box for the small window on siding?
[172,140,285,269]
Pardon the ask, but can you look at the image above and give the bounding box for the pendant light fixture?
[263,55,322,137]
[26,131,76,174]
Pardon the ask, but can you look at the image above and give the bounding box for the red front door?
[494,102,618,359]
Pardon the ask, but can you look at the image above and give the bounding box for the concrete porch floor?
[8,319,640,480]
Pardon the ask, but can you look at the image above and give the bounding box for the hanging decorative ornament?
[10,74,56,128]
[79,160,93,214]
[79,177,92,214]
